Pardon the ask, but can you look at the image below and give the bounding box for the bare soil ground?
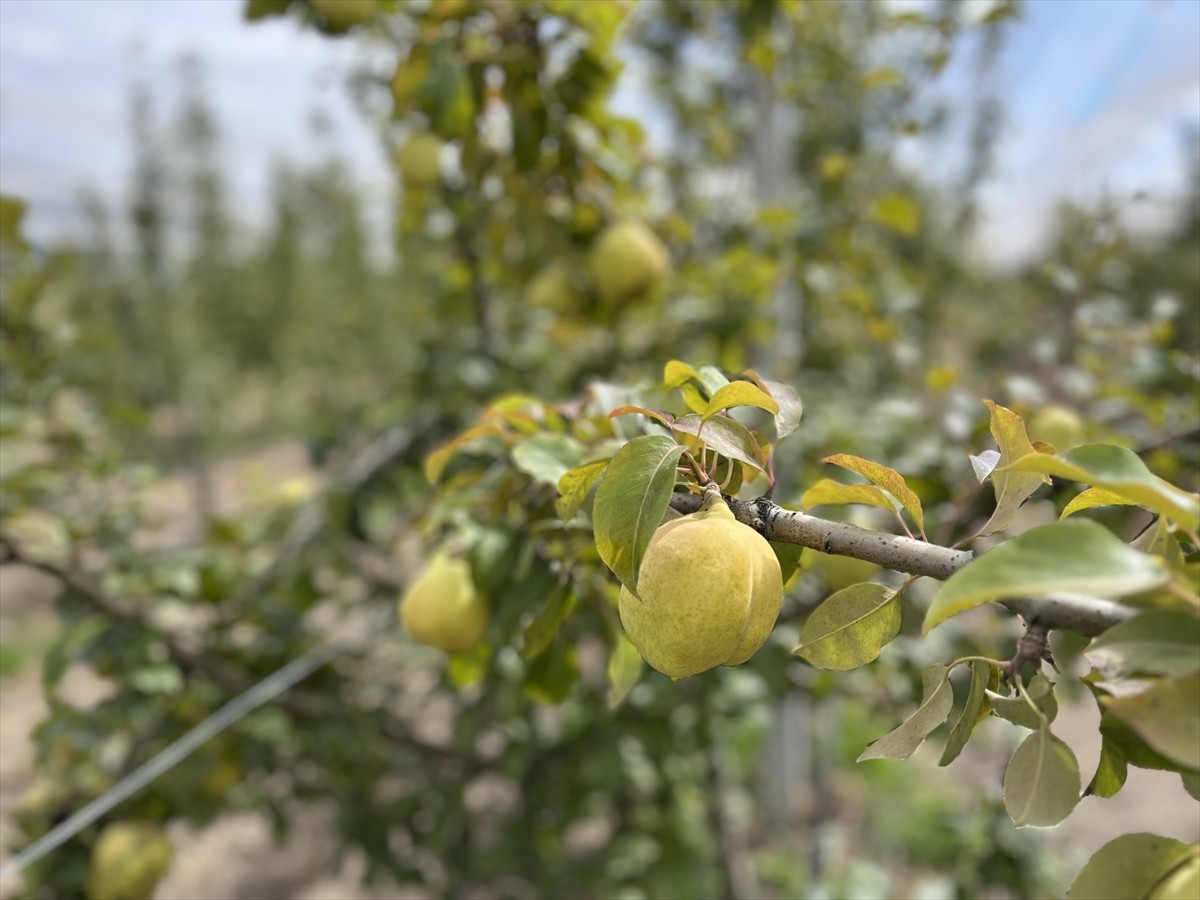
[1,442,1197,899]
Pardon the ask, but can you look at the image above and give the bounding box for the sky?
[0,0,1197,267]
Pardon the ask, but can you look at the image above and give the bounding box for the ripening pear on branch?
[588,220,669,306]
[619,493,783,678]
[399,551,488,653]
[86,821,173,900]
[396,132,444,188]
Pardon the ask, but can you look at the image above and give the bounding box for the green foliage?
[4,1,1199,898]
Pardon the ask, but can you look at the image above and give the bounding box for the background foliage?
[1,1,1197,899]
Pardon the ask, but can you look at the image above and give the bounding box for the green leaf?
[1062,486,1142,519]
[986,674,1058,729]
[1001,444,1200,531]
[244,0,293,21]
[923,519,1170,634]
[556,459,610,520]
[524,640,579,704]
[592,435,686,593]
[1103,673,1200,771]
[978,399,1049,536]
[770,541,805,585]
[858,664,954,761]
[1087,733,1128,798]
[940,660,996,766]
[801,478,897,516]
[671,414,766,473]
[1066,833,1193,900]
[42,614,110,696]
[795,585,901,671]
[1131,516,1186,566]
[696,365,730,397]
[521,589,578,660]
[512,434,587,487]
[1098,710,1185,773]
[821,454,925,535]
[606,633,644,710]
[128,664,184,695]
[701,382,779,421]
[1182,771,1200,801]
[1086,610,1200,680]
[1002,727,1080,827]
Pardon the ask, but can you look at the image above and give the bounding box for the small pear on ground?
[619,492,783,678]
[396,133,444,188]
[310,0,377,33]
[588,220,668,306]
[400,550,488,653]
[1028,404,1085,451]
[87,821,173,900]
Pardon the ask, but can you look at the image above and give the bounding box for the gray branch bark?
[669,492,1137,637]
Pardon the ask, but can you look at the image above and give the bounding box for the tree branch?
[669,492,1137,637]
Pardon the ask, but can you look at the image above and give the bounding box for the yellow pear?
[619,494,783,678]
[396,133,444,188]
[1149,855,1199,900]
[588,220,668,306]
[87,821,173,900]
[399,551,488,653]
[1028,404,1085,451]
[310,0,377,33]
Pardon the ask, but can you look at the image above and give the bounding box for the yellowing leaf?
[870,193,920,237]
[978,399,1050,536]
[702,381,779,421]
[801,478,895,514]
[818,154,851,180]
[923,519,1169,634]
[424,423,501,484]
[862,67,904,89]
[1061,486,1142,518]
[663,359,702,389]
[556,459,610,520]
[822,453,925,536]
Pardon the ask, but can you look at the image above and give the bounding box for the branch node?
[1004,621,1052,682]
